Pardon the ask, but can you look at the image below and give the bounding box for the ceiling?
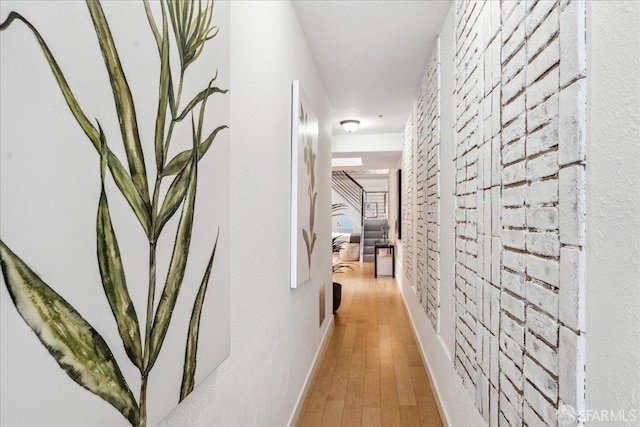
[332,151,402,171]
[292,0,451,137]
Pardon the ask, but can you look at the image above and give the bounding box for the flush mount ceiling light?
[340,120,360,133]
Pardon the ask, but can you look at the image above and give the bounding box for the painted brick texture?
[403,113,415,291]
[416,59,428,308]
[403,41,442,331]
[454,1,587,425]
[401,1,587,426]
[425,42,441,330]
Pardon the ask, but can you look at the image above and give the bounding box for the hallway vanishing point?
[297,262,443,427]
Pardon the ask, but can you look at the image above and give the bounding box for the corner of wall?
[585,0,640,420]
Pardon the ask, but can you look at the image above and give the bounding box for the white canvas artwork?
[291,80,319,288]
[0,1,230,426]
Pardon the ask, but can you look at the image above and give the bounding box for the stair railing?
[332,171,391,261]
[331,171,362,212]
[331,170,365,259]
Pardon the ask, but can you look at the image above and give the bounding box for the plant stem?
[141,169,164,423]
[139,373,149,427]
[139,66,185,426]
[140,241,156,427]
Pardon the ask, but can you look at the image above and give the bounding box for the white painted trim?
[396,275,487,427]
[287,315,335,427]
[399,289,449,426]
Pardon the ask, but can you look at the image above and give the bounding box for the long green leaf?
[161,125,227,177]
[155,163,191,239]
[143,0,161,48]
[180,230,219,401]
[0,240,139,426]
[97,136,143,371]
[148,132,198,371]
[86,0,150,204]
[144,0,177,116]
[166,0,186,68]
[0,14,152,237]
[195,78,210,146]
[154,5,171,171]
[97,190,143,371]
[174,84,228,123]
[108,152,152,238]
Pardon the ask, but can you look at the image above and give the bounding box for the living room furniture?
[374,242,395,278]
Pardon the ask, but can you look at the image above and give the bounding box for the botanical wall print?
[365,202,378,219]
[291,80,319,288]
[0,1,229,426]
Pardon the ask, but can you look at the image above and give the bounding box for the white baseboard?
[397,289,451,426]
[395,277,486,427]
[287,315,335,427]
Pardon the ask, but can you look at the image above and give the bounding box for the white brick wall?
[403,38,442,329]
[400,1,588,426]
[425,41,442,330]
[402,113,415,291]
[416,72,428,309]
[453,0,482,412]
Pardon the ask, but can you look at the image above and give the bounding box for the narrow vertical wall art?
[291,80,319,288]
[0,1,230,426]
[396,169,402,239]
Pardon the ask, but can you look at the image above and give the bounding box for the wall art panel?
[0,1,230,426]
[291,80,319,288]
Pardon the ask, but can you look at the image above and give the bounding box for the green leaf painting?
[0,241,141,426]
[0,1,228,426]
[301,103,318,274]
[291,81,319,288]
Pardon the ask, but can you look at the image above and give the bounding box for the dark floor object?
[333,282,342,313]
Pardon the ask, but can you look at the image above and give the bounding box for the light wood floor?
[296,262,443,427]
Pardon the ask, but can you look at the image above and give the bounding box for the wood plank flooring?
[296,262,443,427]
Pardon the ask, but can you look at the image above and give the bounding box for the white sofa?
[333,232,361,261]
[339,243,360,261]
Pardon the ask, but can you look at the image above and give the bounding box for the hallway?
[297,263,442,427]
[0,1,638,425]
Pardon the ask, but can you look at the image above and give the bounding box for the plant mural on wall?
[0,1,227,426]
[291,80,319,288]
[301,104,318,275]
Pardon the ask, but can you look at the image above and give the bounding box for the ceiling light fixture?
[340,120,360,133]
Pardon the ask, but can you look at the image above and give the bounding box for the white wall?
[351,174,389,192]
[586,1,640,423]
[332,132,403,153]
[396,5,484,427]
[160,1,333,425]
